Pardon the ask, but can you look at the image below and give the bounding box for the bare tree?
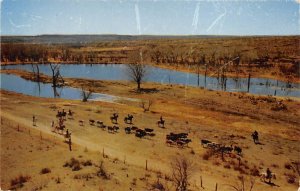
[171,156,193,191]
[49,63,64,87]
[150,47,162,64]
[127,50,147,90]
[81,88,93,102]
[195,54,205,86]
[31,64,40,82]
[140,99,153,112]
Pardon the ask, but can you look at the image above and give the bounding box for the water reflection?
[2,64,300,97]
[0,73,137,102]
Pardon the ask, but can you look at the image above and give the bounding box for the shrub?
[40,168,51,174]
[213,161,221,166]
[202,150,214,160]
[82,160,93,166]
[284,163,292,170]
[250,167,260,176]
[271,102,287,111]
[10,175,31,189]
[224,164,231,169]
[63,158,82,171]
[271,164,279,168]
[131,178,137,186]
[151,179,165,191]
[190,149,195,155]
[285,173,296,184]
[72,163,82,171]
[233,165,247,174]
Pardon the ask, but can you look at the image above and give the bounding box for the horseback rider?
[160,116,163,122]
[254,130,259,141]
[32,115,36,126]
[266,168,272,182]
[66,129,70,138]
[252,130,259,144]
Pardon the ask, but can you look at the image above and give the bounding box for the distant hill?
[0,34,251,44]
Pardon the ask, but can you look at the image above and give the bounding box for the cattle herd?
[166,132,192,147]
[51,109,243,156]
[201,139,243,156]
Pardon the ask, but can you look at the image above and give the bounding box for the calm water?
[0,73,138,102]
[1,64,299,98]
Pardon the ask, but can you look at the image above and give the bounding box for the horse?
[64,131,71,142]
[260,172,276,183]
[89,119,95,125]
[157,120,165,128]
[110,113,118,124]
[201,139,211,148]
[56,110,67,120]
[234,146,242,155]
[54,125,65,134]
[67,109,74,119]
[79,120,84,126]
[124,114,134,124]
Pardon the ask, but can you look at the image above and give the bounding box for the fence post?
[215,183,218,191]
[102,148,105,158]
[146,160,148,171]
[124,155,126,164]
[200,176,203,188]
[68,136,72,151]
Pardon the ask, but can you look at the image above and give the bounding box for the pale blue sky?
[1,0,299,35]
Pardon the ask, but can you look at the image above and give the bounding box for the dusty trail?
[1,111,170,173]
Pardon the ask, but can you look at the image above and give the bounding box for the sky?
[1,0,299,36]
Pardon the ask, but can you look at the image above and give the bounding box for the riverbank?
[2,69,300,126]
